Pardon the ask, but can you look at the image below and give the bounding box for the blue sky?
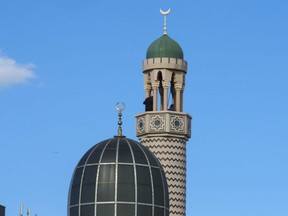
[0,0,287,215]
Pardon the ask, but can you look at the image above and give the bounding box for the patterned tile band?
[136,112,191,139]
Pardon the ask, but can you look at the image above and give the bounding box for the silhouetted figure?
[168,104,175,111]
[143,96,153,111]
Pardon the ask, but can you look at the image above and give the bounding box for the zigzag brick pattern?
[141,137,187,216]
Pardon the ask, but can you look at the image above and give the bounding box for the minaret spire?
[160,8,171,34]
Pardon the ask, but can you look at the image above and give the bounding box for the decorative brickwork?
[136,111,192,216]
[141,137,187,216]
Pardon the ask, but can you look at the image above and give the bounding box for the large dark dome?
[68,136,169,216]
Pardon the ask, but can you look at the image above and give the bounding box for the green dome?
[146,34,184,59]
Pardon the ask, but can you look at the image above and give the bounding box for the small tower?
[136,9,192,216]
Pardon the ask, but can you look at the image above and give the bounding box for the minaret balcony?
[135,111,192,140]
[143,57,187,72]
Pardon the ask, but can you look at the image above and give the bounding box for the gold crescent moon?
[160,8,171,15]
[116,102,125,112]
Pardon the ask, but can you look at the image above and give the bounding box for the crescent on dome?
[160,8,171,15]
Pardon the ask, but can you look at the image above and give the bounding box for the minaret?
[136,9,192,216]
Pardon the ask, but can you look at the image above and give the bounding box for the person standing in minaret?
[143,95,153,111]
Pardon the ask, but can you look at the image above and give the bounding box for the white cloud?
[0,55,36,88]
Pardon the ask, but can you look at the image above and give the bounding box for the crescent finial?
[115,102,125,136]
[160,8,171,34]
[116,102,125,112]
[160,8,171,15]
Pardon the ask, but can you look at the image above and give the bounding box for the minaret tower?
[136,9,192,216]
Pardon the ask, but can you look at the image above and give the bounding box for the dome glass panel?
[130,141,148,164]
[97,164,116,202]
[136,166,152,204]
[70,167,83,205]
[117,204,135,216]
[117,165,135,201]
[118,140,133,163]
[81,165,97,203]
[70,207,78,216]
[96,204,114,216]
[86,143,106,164]
[100,139,117,163]
[137,205,152,216]
[80,205,94,216]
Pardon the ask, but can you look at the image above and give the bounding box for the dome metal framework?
[68,136,169,216]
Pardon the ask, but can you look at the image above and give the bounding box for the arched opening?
[157,71,163,110]
[169,73,176,111]
[147,73,152,97]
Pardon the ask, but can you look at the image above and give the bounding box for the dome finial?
[160,8,171,34]
[115,102,125,136]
